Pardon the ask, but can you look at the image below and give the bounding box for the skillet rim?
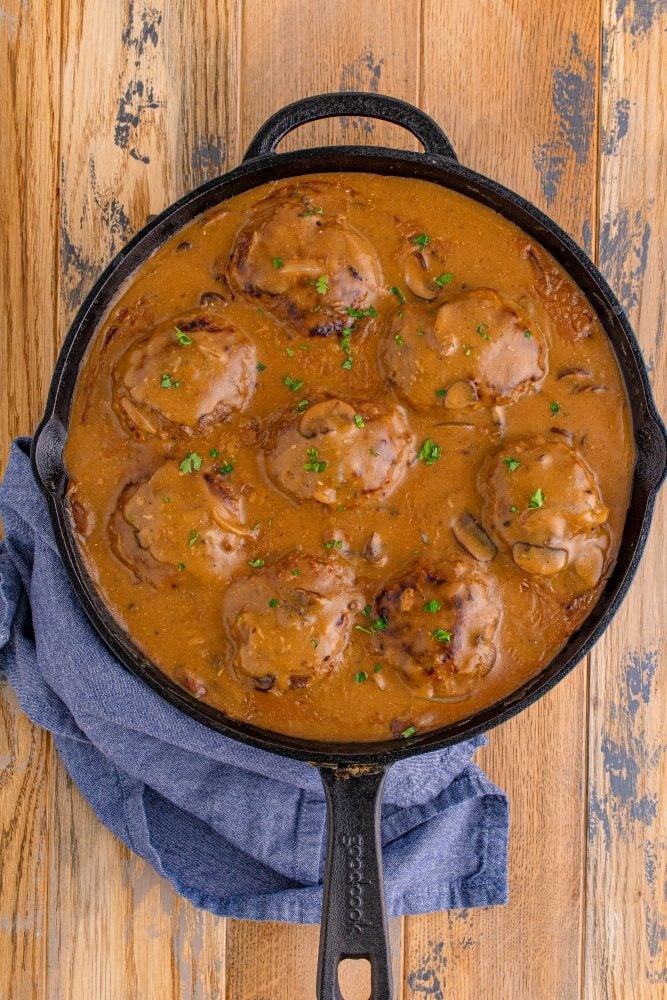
[31,142,667,766]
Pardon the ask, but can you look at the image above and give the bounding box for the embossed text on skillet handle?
[317,763,392,1000]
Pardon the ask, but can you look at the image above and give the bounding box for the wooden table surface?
[1,1,665,997]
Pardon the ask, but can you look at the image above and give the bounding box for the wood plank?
[403,4,601,997]
[586,2,667,996]
[0,1,61,998]
[227,2,425,995]
[47,2,239,997]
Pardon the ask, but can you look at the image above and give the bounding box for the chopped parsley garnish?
[251,523,260,531]
[256,361,267,372]
[179,451,202,474]
[390,286,406,305]
[218,461,234,475]
[354,671,367,683]
[341,328,353,353]
[432,628,452,643]
[434,272,454,287]
[509,505,519,514]
[369,446,379,457]
[395,333,405,346]
[272,256,284,269]
[417,329,426,336]
[285,347,294,357]
[401,725,416,739]
[311,638,319,648]
[324,539,343,550]
[528,488,545,509]
[163,497,171,503]
[301,207,323,217]
[295,398,310,413]
[411,233,430,249]
[373,663,383,673]
[210,448,219,458]
[304,448,327,473]
[297,344,311,351]
[504,457,521,473]
[355,616,388,635]
[268,598,279,608]
[160,373,181,389]
[354,414,365,429]
[176,562,186,571]
[174,326,192,345]
[283,374,304,392]
[550,401,561,414]
[476,322,490,337]
[188,530,199,546]
[462,344,472,356]
[363,604,373,618]
[248,558,265,568]
[346,305,378,319]
[292,569,301,576]
[336,505,345,512]
[423,600,441,613]
[341,355,354,371]
[435,387,447,398]
[417,438,441,465]
[315,275,329,294]
[524,329,532,339]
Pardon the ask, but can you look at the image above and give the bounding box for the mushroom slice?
[452,513,497,562]
[444,380,479,409]
[404,251,439,300]
[512,542,568,576]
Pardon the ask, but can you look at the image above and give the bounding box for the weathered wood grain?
[586,2,667,996]
[403,4,601,998]
[0,1,61,998]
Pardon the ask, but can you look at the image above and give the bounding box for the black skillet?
[31,93,666,1000]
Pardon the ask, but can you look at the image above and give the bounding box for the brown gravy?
[64,173,635,742]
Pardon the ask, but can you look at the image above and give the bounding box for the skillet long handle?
[317,764,392,1000]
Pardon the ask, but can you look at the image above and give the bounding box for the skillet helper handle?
[242,92,458,162]
[317,764,392,1000]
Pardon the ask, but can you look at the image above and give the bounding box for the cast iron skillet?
[32,93,666,1000]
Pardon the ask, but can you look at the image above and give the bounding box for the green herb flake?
[160,373,181,389]
[163,496,171,503]
[363,604,372,618]
[268,598,279,608]
[417,438,441,465]
[295,398,310,413]
[462,344,472,356]
[435,387,447,398]
[476,322,490,335]
[297,344,311,351]
[174,326,192,345]
[395,333,405,346]
[311,637,319,648]
[188,530,199,546]
[354,671,367,683]
[372,617,388,632]
[417,329,426,337]
[251,523,260,531]
[346,305,378,319]
[354,414,365,429]
[432,628,452,643]
[550,401,561,414]
[209,448,219,458]
[301,207,323,217]
[336,505,345,512]
[369,446,379,457]
[509,505,519,514]
[411,233,430,249]
[323,538,343,550]
[292,569,301,576]
[528,487,545,509]
[373,663,383,673]
[248,558,265,568]
[503,457,521,473]
[401,725,417,739]
[218,461,234,475]
[315,274,329,295]
[434,272,454,287]
[341,355,354,371]
[272,256,284,269]
[524,329,532,339]
[283,374,304,392]
[423,599,442,613]
[355,625,374,635]
[304,447,327,473]
[176,562,186,571]
[390,286,406,305]
[179,451,202,475]
[285,347,295,357]
[256,361,267,372]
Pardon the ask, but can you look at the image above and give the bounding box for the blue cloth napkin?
[0,438,508,922]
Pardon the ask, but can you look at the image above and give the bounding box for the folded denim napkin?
[0,438,508,922]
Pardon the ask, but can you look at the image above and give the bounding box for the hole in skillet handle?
[317,763,393,1000]
[242,92,458,163]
